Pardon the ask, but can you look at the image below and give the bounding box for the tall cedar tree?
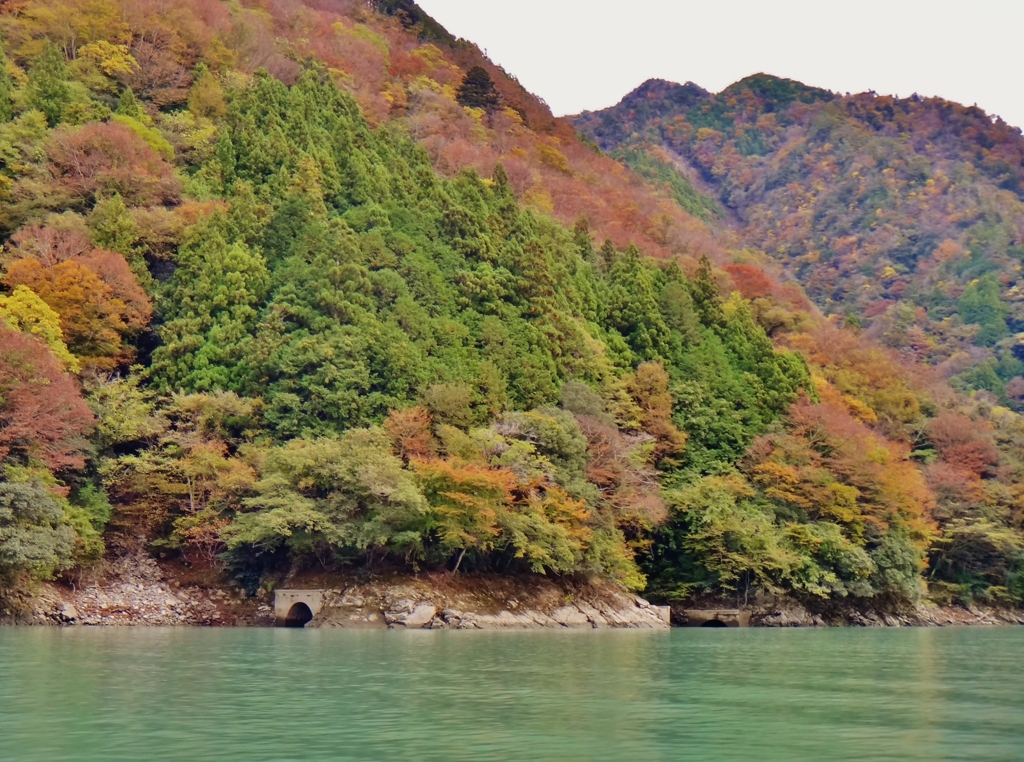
[116,88,146,121]
[456,66,499,112]
[28,42,70,127]
[0,36,11,123]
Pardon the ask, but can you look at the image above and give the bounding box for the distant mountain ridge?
[574,73,1024,402]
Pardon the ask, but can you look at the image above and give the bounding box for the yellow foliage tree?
[77,41,137,77]
[17,0,130,59]
[536,144,572,174]
[0,285,80,372]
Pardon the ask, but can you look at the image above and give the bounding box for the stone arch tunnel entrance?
[284,602,313,628]
[700,619,730,628]
[274,590,326,627]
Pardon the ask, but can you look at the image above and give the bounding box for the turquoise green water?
[0,627,1022,761]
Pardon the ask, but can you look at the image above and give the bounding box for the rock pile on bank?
[20,553,264,626]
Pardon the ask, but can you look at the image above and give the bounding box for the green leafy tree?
[86,373,166,454]
[225,430,428,560]
[0,481,76,588]
[188,63,226,120]
[27,42,70,127]
[646,475,796,600]
[958,274,1009,347]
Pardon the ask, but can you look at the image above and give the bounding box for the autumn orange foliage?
[4,247,151,369]
[628,362,687,466]
[746,391,935,546]
[384,406,434,462]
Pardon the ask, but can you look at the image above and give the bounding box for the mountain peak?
[573,79,710,150]
[720,73,833,109]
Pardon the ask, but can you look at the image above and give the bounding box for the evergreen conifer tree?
[116,88,146,121]
[456,66,499,112]
[28,42,70,127]
[0,36,13,123]
[88,194,150,286]
[689,254,725,327]
[152,219,270,392]
[598,239,618,273]
[489,163,519,229]
[89,194,140,255]
[572,216,595,263]
[605,244,671,360]
[660,263,701,347]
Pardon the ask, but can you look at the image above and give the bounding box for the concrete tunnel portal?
[284,602,313,627]
[274,590,326,627]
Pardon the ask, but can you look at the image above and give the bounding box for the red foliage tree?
[748,394,935,538]
[45,122,181,207]
[121,33,195,107]
[575,414,666,528]
[924,461,986,521]
[724,263,775,300]
[0,324,94,471]
[8,223,92,265]
[927,413,999,478]
[77,249,152,328]
[389,51,429,80]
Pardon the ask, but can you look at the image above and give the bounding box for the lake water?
[0,626,1021,761]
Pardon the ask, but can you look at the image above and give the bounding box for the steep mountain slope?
[575,76,1024,403]
[0,1,1021,615]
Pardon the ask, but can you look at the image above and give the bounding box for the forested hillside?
[575,76,1024,403]
[0,0,1021,613]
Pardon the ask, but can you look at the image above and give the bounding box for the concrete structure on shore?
[680,609,750,628]
[274,590,326,627]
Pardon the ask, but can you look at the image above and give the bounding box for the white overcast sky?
[418,0,1024,130]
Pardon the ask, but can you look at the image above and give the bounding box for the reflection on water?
[1,626,1022,761]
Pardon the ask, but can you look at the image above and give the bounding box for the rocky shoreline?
[743,599,1024,628]
[3,553,1021,629]
[2,552,670,630]
[2,553,267,627]
[313,583,670,630]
